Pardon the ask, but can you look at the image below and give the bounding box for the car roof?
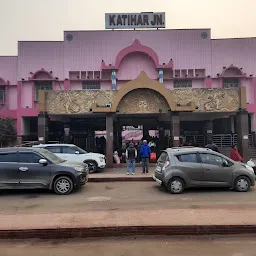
[33,144,76,147]
[165,147,214,154]
[0,147,45,153]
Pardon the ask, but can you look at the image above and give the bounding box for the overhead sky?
[0,0,255,55]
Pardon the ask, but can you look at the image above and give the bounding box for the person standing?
[126,143,137,175]
[205,139,220,153]
[140,140,151,174]
[230,145,243,162]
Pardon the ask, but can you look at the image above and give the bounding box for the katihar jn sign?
[105,12,165,29]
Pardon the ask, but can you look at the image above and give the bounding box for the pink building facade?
[0,28,256,155]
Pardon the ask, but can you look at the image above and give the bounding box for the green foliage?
[0,118,17,147]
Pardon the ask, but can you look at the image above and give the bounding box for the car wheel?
[87,161,98,173]
[167,177,185,194]
[234,176,251,192]
[53,176,74,195]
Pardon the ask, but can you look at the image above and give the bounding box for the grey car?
[153,147,256,194]
[0,147,89,195]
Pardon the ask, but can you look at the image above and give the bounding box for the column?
[236,110,249,162]
[111,70,117,90]
[205,77,212,88]
[158,69,163,84]
[172,113,180,147]
[204,120,213,144]
[143,125,150,140]
[38,112,49,144]
[158,122,165,150]
[63,122,71,144]
[106,113,114,167]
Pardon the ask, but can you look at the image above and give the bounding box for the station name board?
[105,12,165,29]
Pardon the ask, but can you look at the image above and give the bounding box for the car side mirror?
[39,159,48,165]
[75,151,80,155]
[222,161,229,167]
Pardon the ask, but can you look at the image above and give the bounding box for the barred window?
[35,82,52,101]
[223,78,239,89]
[0,86,5,103]
[82,82,101,90]
[173,79,192,88]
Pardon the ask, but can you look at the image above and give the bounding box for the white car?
[33,144,106,173]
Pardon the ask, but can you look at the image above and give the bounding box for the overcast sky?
[0,0,255,55]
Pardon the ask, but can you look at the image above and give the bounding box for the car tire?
[167,177,185,194]
[234,176,251,192]
[53,176,74,195]
[86,161,98,174]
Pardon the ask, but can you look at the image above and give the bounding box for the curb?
[1,225,256,239]
[88,177,153,182]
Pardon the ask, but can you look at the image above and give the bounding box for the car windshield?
[71,146,87,154]
[37,148,65,164]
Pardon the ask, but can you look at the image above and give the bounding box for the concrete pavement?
[0,182,256,238]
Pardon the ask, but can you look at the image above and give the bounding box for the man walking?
[126,143,137,175]
[140,140,151,174]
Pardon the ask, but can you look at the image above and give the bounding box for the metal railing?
[184,135,205,146]
[213,134,254,148]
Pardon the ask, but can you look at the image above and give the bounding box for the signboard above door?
[105,12,165,29]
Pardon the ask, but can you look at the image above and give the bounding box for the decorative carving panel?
[45,88,240,114]
[117,89,169,114]
[45,90,116,114]
[170,88,239,112]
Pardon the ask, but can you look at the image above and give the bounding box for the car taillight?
[163,161,170,170]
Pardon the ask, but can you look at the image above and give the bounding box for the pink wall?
[101,81,112,90]
[8,86,17,110]
[192,79,204,88]
[117,52,158,80]
[70,81,82,90]
[241,78,253,104]
[21,82,33,108]
[0,56,17,85]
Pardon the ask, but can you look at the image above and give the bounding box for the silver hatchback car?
[153,147,255,194]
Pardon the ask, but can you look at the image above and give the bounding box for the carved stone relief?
[45,88,240,114]
[45,90,116,114]
[170,88,239,112]
[117,89,169,114]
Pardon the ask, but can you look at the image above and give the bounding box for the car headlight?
[99,157,104,162]
[246,165,254,173]
[74,166,84,172]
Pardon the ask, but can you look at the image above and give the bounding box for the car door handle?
[19,167,28,172]
[205,168,211,171]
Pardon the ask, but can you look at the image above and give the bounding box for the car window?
[61,146,76,154]
[199,153,224,166]
[158,152,168,163]
[0,152,19,162]
[176,153,198,163]
[19,152,42,163]
[46,146,61,153]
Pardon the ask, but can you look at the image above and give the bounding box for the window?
[35,82,52,101]
[176,153,198,163]
[19,152,42,163]
[45,146,61,154]
[199,153,224,166]
[61,146,76,154]
[158,152,168,163]
[82,81,100,90]
[0,86,5,103]
[173,79,192,88]
[0,153,18,162]
[223,78,239,89]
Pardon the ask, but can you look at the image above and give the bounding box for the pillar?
[236,110,249,162]
[63,122,71,144]
[106,113,114,167]
[172,113,180,147]
[158,122,165,150]
[158,69,163,84]
[38,112,49,144]
[143,125,150,140]
[204,120,213,144]
[111,70,117,90]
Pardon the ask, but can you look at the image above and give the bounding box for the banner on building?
[105,12,165,29]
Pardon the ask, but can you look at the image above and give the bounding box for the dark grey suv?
[153,147,256,194]
[0,147,89,195]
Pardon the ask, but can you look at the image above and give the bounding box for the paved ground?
[1,235,256,255]
[1,182,256,229]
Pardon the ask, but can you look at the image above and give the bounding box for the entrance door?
[199,153,233,186]
[18,152,51,188]
[0,152,20,188]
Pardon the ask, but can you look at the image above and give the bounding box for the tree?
[0,118,17,147]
